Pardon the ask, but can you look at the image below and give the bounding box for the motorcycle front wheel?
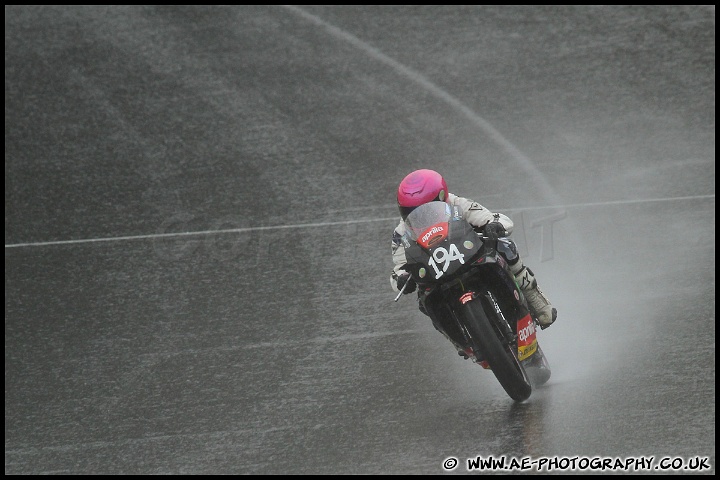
[459,298,532,402]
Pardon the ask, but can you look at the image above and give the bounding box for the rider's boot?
[511,263,557,329]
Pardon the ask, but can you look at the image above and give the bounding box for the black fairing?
[403,217,481,282]
[401,202,529,334]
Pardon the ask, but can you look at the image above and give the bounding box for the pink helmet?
[397,169,449,220]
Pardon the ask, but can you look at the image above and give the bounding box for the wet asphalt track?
[5,5,715,475]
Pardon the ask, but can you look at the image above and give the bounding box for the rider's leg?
[497,238,557,329]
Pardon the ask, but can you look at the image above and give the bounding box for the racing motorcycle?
[395,201,551,402]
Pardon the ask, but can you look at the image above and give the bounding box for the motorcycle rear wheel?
[524,344,552,387]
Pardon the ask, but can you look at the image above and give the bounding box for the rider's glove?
[483,221,507,238]
[396,273,417,294]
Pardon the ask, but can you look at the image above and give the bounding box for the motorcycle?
[395,201,551,402]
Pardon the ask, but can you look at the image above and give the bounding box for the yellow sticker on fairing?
[518,340,538,361]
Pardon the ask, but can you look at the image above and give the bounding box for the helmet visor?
[399,205,417,220]
[399,193,445,220]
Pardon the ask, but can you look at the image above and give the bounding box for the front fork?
[455,290,518,361]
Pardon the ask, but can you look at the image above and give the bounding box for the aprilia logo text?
[422,226,444,243]
[518,322,536,342]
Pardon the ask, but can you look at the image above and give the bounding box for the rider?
[391,169,557,352]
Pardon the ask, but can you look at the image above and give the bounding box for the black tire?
[460,299,532,402]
